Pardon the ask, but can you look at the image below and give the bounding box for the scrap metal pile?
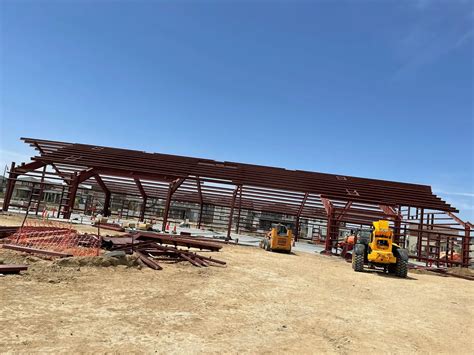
[102,232,226,270]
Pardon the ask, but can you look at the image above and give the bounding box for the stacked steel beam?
[102,233,225,270]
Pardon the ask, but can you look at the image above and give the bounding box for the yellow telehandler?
[352,220,408,278]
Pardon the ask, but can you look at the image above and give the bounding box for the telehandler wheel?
[352,244,365,272]
[352,250,365,272]
[265,239,271,251]
[387,264,397,274]
[395,258,408,278]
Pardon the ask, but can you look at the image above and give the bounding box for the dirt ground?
[1,215,473,354]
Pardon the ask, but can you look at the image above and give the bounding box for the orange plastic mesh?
[6,219,100,257]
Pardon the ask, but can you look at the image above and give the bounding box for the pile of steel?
[102,232,226,270]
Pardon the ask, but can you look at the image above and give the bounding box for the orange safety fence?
[4,219,100,257]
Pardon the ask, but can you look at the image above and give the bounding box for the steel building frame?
[2,137,472,267]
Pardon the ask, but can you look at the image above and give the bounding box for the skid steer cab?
[352,220,409,278]
[259,224,293,253]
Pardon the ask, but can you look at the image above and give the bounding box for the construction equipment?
[352,220,408,278]
[259,224,293,253]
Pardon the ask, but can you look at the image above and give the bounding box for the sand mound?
[53,254,140,268]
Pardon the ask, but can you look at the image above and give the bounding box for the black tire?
[265,239,271,251]
[352,246,365,272]
[387,263,397,274]
[395,258,408,278]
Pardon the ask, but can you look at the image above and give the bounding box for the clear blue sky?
[0,0,473,220]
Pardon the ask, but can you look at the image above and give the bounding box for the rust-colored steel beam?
[197,177,204,228]
[2,162,17,212]
[226,185,240,240]
[161,178,185,231]
[235,185,244,234]
[379,204,398,218]
[33,142,70,183]
[446,211,473,228]
[95,175,111,216]
[2,244,73,257]
[335,201,353,223]
[295,192,309,241]
[135,178,147,221]
[321,197,334,252]
[0,264,28,274]
[20,137,457,212]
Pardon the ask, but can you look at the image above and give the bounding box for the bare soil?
[1,214,473,354]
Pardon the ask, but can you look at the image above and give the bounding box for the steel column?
[417,208,424,261]
[462,225,471,267]
[162,184,173,231]
[35,165,47,215]
[64,177,79,219]
[321,197,334,253]
[135,178,147,222]
[94,175,111,216]
[197,177,204,229]
[226,186,240,240]
[235,185,243,234]
[394,211,402,244]
[162,178,185,231]
[103,191,111,217]
[57,185,65,218]
[295,192,309,242]
[2,162,17,212]
[139,196,147,222]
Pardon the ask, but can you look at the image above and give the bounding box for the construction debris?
[134,232,223,251]
[2,244,73,258]
[0,264,28,275]
[0,226,19,239]
[1,218,227,272]
[102,232,226,270]
[93,222,125,232]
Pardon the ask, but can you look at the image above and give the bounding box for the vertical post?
[417,208,424,261]
[120,197,125,219]
[139,196,147,222]
[65,177,79,219]
[325,208,334,253]
[235,186,243,234]
[226,186,239,241]
[394,206,402,245]
[197,177,204,229]
[2,162,17,212]
[35,165,47,215]
[134,178,147,222]
[462,225,471,267]
[57,185,65,218]
[103,191,111,217]
[161,178,184,232]
[295,216,300,242]
[84,195,90,214]
[321,197,334,254]
[162,183,173,232]
[295,193,309,243]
